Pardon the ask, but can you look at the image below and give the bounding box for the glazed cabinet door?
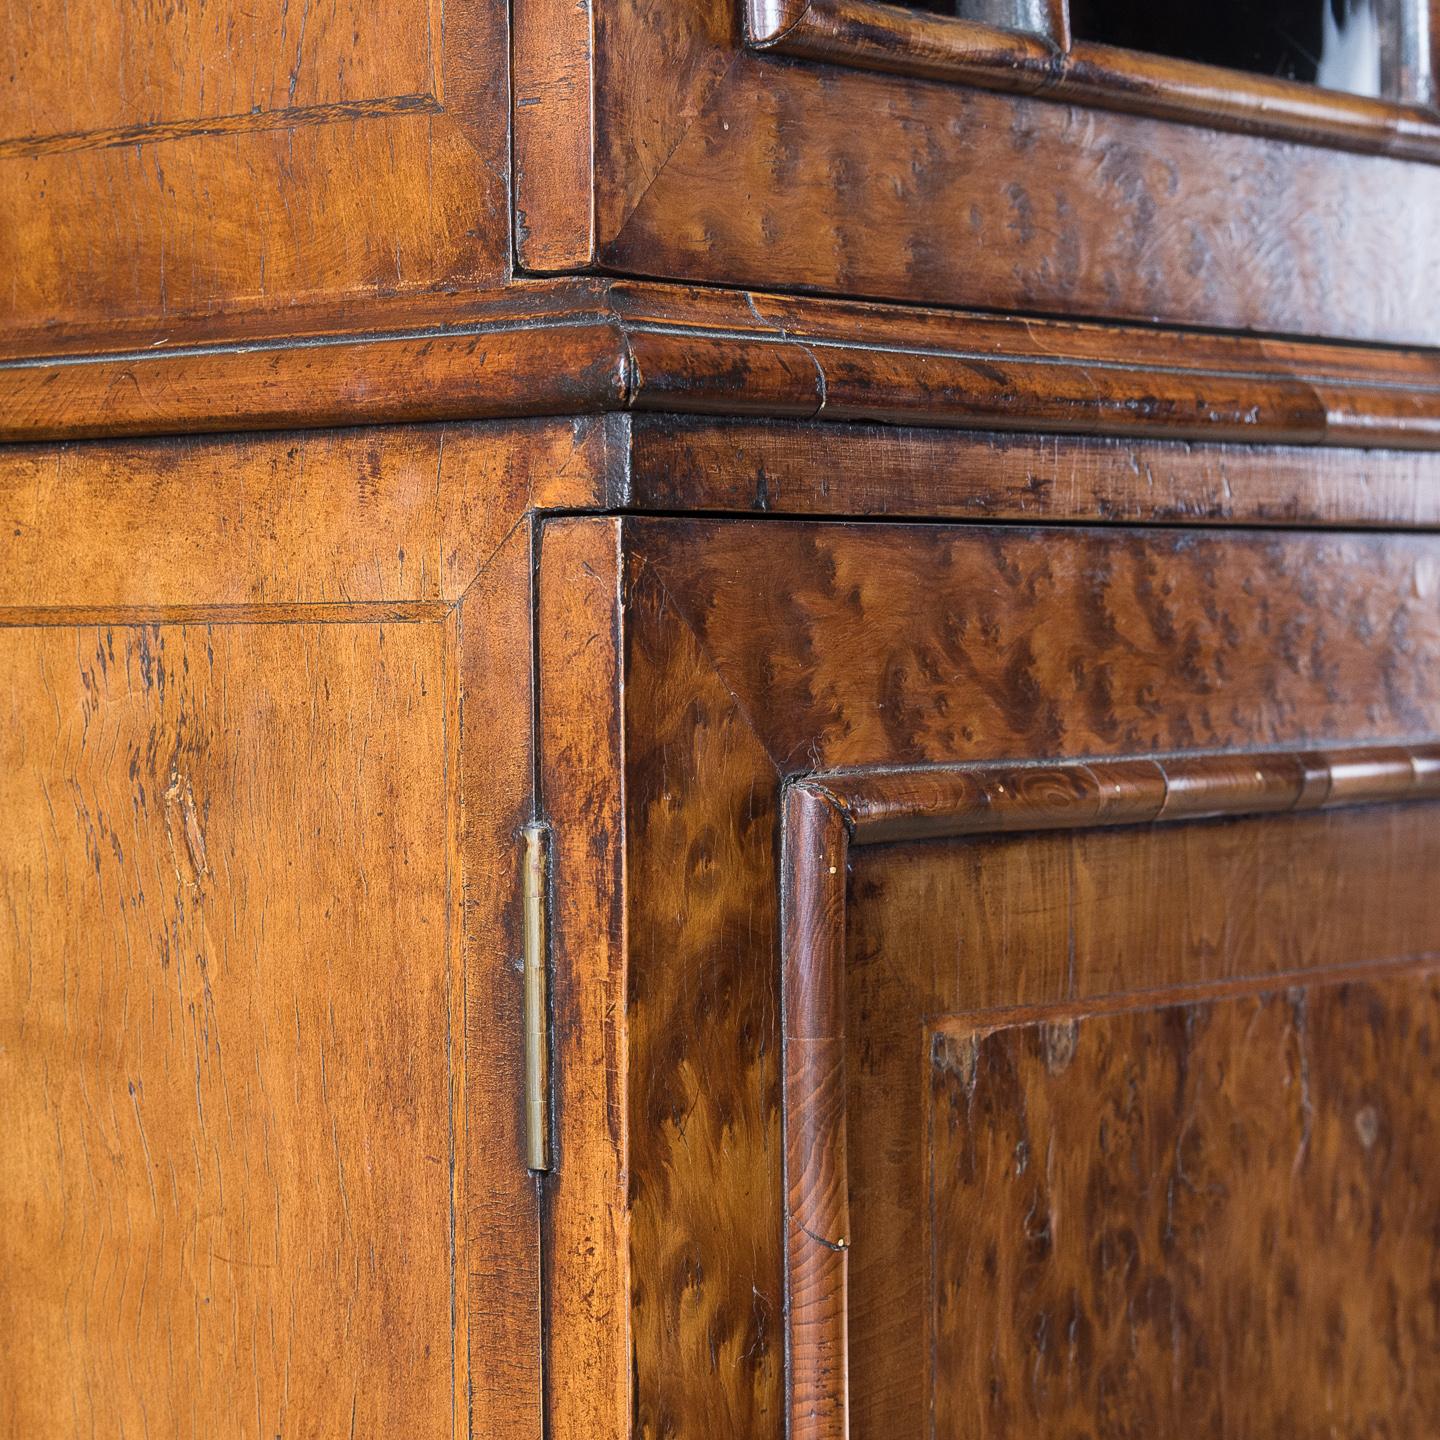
[571,514,1440,1440]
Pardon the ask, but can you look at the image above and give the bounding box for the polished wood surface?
[618,542,787,1440]
[780,745,1440,1438]
[848,807,1440,1020]
[612,516,1440,1440]
[626,418,1440,528]
[809,744,1440,842]
[547,0,1440,343]
[749,0,1440,162]
[0,423,555,1438]
[598,57,1440,343]
[0,420,607,617]
[535,519,634,1440]
[1,0,509,350]
[5,0,1440,376]
[513,0,597,270]
[783,783,853,1440]
[931,967,1440,1435]
[14,280,1440,444]
[462,519,546,1440]
[1,621,458,1438]
[9,0,1440,1430]
[625,519,1440,770]
[7,447,1440,1436]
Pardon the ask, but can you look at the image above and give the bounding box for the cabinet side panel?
[0,0,509,345]
[0,621,457,1438]
[0,419,602,615]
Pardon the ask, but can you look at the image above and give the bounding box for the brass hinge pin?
[522,822,552,1173]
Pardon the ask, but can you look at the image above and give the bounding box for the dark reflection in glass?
[900,0,1044,20]
[894,0,1061,33]
[1068,0,1387,96]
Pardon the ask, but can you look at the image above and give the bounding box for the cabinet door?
[586,515,1440,1440]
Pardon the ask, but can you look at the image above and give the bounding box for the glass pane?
[900,0,1010,15]
[1068,0,1390,97]
[892,0,1059,31]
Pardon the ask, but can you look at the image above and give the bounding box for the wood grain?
[459,520,545,1440]
[848,805,1440,1440]
[840,806,1440,1434]
[848,803,1440,1043]
[751,0,1440,163]
[2,0,435,140]
[592,0,747,252]
[785,747,1440,1439]
[625,418,1440,529]
[632,519,1440,772]
[0,621,457,1437]
[608,283,1440,446]
[536,518,634,1440]
[20,2,1440,1430]
[930,969,1440,1436]
[14,0,1440,366]
[782,785,853,1440]
[597,45,1440,344]
[0,0,507,347]
[8,280,1440,445]
[513,0,597,268]
[622,555,786,1440]
[618,514,1440,1440]
[830,745,1440,842]
[0,310,634,444]
[0,419,612,614]
[500,0,1440,341]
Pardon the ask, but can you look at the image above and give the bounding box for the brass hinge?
[522,821,552,1173]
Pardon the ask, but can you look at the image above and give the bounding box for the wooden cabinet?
[4,1,1440,1437]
